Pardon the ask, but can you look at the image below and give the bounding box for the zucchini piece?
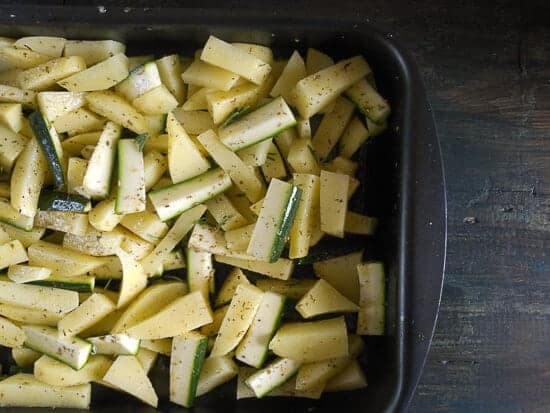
[162,250,186,271]
[357,262,385,336]
[7,264,51,283]
[287,138,321,175]
[0,102,22,132]
[0,302,62,326]
[37,91,86,123]
[224,223,254,252]
[172,108,215,135]
[88,198,122,232]
[215,267,250,307]
[38,190,90,212]
[116,139,146,214]
[111,282,187,333]
[295,279,359,318]
[28,110,65,189]
[102,355,158,408]
[125,291,213,340]
[270,50,307,102]
[323,156,358,177]
[166,111,210,184]
[345,78,391,123]
[247,178,301,262]
[34,354,112,387]
[311,97,355,160]
[0,124,28,173]
[313,250,363,303]
[116,249,147,309]
[17,56,86,91]
[140,204,207,276]
[182,60,239,91]
[144,113,167,136]
[245,358,302,398]
[219,97,296,151]
[273,127,296,158]
[86,91,148,134]
[23,325,92,370]
[214,254,294,280]
[63,228,122,256]
[269,316,349,362]
[132,84,179,115]
[338,116,370,158]
[205,193,248,231]
[261,142,287,182]
[320,170,349,238]
[115,61,161,102]
[255,278,316,300]
[306,48,334,75]
[156,54,185,103]
[237,139,272,167]
[140,338,171,355]
[128,55,154,71]
[64,39,126,66]
[170,332,208,408]
[52,107,105,135]
[206,83,259,124]
[30,274,95,293]
[210,283,264,357]
[292,56,371,118]
[344,211,378,235]
[88,334,140,355]
[62,131,101,155]
[12,347,41,367]
[235,291,285,368]
[0,373,91,409]
[0,279,78,313]
[187,248,214,299]
[201,36,271,85]
[0,316,25,347]
[149,168,231,221]
[120,210,168,244]
[324,360,367,392]
[0,239,28,270]
[0,198,34,230]
[28,241,104,277]
[143,133,168,154]
[289,173,320,259]
[200,305,229,337]
[237,367,322,399]
[196,355,238,397]
[357,304,385,336]
[198,129,266,203]
[83,121,121,199]
[0,46,52,69]
[35,210,88,236]
[14,36,65,57]
[58,293,115,337]
[58,52,129,91]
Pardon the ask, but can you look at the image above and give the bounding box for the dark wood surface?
[2,1,549,412]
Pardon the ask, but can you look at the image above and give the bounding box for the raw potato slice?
[214,254,294,281]
[245,357,302,398]
[224,223,255,252]
[210,283,264,357]
[63,227,123,256]
[182,86,212,111]
[143,150,168,191]
[287,138,320,175]
[270,50,307,102]
[141,338,172,355]
[17,56,86,91]
[200,305,229,337]
[320,170,349,238]
[255,278,316,300]
[295,279,359,318]
[136,348,158,373]
[102,355,158,408]
[206,83,260,124]
[323,156,358,177]
[120,210,169,244]
[63,132,100,156]
[27,241,103,277]
[289,173,320,259]
[205,194,248,231]
[215,267,250,307]
[132,84,179,115]
[201,36,271,85]
[88,334,140,355]
[0,102,22,132]
[196,356,238,396]
[34,355,112,387]
[58,293,115,337]
[0,302,63,326]
[0,373,91,409]
[115,61,161,102]
[58,53,129,91]
[324,360,367,392]
[313,251,363,304]
[14,36,66,57]
[0,240,28,270]
[35,210,89,236]
[86,91,148,134]
[111,282,187,333]
[345,211,378,235]
[306,48,334,75]
[117,249,148,309]
[116,139,146,214]
[37,91,86,123]
[0,198,34,231]
[0,123,28,173]
[338,116,370,158]
[88,198,122,232]
[7,264,51,283]
[0,316,25,347]
[312,97,355,160]
[64,39,126,66]
[12,347,42,367]
[173,108,215,135]
[0,46,52,69]
[269,317,348,362]
[126,291,213,339]
[156,54,185,103]
[182,60,239,91]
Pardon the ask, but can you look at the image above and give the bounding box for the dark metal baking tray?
[0,5,447,412]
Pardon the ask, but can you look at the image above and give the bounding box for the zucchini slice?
[115,61,161,102]
[247,178,301,262]
[149,168,231,221]
[187,247,214,299]
[29,274,95,293]
[0,373,91,409]
[28,111,65,189]
[116,139,146,214]
[219,97,296,151]
[23,325,92,370]
[170,332,208,408]
[88,334,140,355]
[38,190,90,212]
[289,173,320,259]
[235,291,285,368]
[345,78,391,123]
[245,358,302,398]
[206,83,259,124]
[7,264,51,283]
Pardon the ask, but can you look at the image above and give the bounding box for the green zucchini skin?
[38,190,90,212]
[30,276,95,293]
[270,186,302,263]
[293,236,367,265]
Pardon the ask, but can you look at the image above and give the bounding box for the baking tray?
[0,5,447,413]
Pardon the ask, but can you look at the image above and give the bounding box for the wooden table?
[3,0,549,411]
